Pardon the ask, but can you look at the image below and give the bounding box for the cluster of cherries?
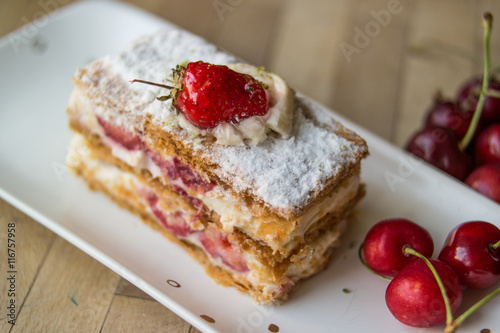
[405,13,500,204]
[361,218,500,331]
[405,77,500,204]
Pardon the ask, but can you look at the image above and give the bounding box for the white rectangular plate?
[1,1,499,332]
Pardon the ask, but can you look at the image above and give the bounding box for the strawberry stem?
[403,246,454,327]
[460,13,493,150]
[357,243,392,282]
[445,286,500,333]
[130,79,174,90]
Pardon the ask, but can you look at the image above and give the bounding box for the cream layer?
[68,133,347,303]
[68,86,360,255]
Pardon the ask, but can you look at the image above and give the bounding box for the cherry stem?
[357,243,392,282]
[491,239,500,250]
[485,88,500,99]
[461,12,493,150]
[404,243,500,333]
[445,286,500,333]
[403,246,454,327]
[130,79,174,90]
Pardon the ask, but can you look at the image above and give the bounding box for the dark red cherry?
[425,99,474,139]
[457,76,500,123]
[438,221,500,289]
[362,218,434,277]
[385,259,463,328]
[475,124,500,165]
[465,163,500,204]
[405,127,473,180]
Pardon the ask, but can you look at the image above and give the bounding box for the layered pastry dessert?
[66,29,368,304]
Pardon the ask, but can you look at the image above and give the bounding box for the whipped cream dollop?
[174,63,295,146]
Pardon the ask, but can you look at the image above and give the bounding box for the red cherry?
[425,99,474,139]
[405,126,473,180]
[475,124,500,165]
[362,218,434,277]
[457,76,500,123]
[385,259,463,328]
[465,163,500,204]
[438,221,500,289]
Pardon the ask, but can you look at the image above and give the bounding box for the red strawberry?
[199,226,249,273]
[132,61,269,129]
[146,193,192,237]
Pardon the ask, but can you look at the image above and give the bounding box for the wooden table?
[1,0,499,331]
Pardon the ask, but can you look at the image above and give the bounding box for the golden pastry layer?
[65,29,369,304]
[67,84,366,256]
[68,133,362,303]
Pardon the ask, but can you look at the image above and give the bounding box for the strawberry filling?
[97,114,250,275]
[145,192,248,274]
[146,193,192,237]
[97,116,142,150]
[170,157,215,192]
[146,149,215,194]
[276,279,295,296]
[199,227,249,273]
[172,184,204,212]
[97,114,215,194]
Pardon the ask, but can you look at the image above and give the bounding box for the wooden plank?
[0,0,77,37]
[0,0,28,37]
[212,0,286,66]
[267,0,354,105]
[0,199,55,331]
[393,0,477,146]
[124,0,222,47]
[267,0,410,140]
[10,236,120,333]
[101,295,201,333]
[113,276,206,332]
[330,0,412,140]
[115,277,153,300]
[124,0,285,67]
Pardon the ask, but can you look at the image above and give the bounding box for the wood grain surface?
[1,0,499,332]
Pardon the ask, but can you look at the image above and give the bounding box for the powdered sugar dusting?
[109,30,238,105]
[205,104,362,209]
[78,29,367,211]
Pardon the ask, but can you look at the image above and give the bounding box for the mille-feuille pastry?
[66,29,368,304]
